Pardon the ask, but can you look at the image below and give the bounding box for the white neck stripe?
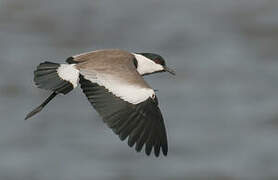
[132,53,163,75]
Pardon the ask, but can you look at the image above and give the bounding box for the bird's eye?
[154,58,165,66]
[154,58,161,64]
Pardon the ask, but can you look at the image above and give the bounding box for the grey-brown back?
[72,49,151,89]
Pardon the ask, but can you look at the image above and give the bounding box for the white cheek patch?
[132,53,164,75]
[80,70,155,104]
[57,64,79,88]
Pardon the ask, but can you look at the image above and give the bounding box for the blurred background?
[1,0,278,179]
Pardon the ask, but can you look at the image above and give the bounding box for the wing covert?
[79,76,168,157]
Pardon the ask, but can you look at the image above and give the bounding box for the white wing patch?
[57,64,79,88]
[80,70,155,104]
[132,53,164,75]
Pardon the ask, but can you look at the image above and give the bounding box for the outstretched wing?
[79,75,168,157]
[72,49,168,156]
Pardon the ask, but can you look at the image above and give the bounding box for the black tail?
[34,61,74,94]
[25,61,78,120]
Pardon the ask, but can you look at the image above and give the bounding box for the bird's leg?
[25,92,57,120]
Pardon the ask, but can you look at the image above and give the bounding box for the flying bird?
[25,49,175,157]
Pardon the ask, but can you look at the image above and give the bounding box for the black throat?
[133,58,138,68]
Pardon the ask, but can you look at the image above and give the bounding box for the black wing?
[79,76,168,157]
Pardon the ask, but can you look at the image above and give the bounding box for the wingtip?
[154,146,160,157]
[162,144,168,156]
[145,145,152,156]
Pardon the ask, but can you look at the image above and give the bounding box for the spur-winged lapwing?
[25,49,175,157]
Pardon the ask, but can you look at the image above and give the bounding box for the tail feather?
[34,61,79,94]
[25,61,80,120]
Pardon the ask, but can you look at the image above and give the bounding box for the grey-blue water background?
[1,0,278,179]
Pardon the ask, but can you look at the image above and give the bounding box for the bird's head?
[133,53,175,76]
